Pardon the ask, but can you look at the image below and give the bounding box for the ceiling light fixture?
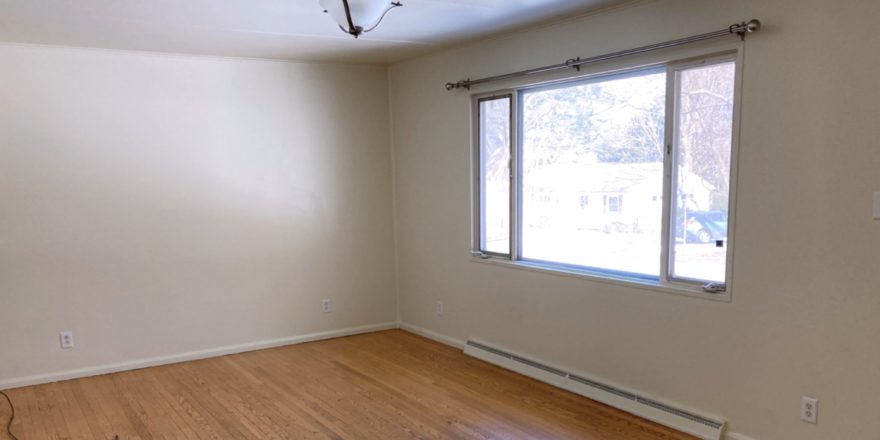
[319,0,403,39]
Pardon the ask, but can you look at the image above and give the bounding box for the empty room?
[0,0,878,439]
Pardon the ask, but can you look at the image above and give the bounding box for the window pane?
[479,97,511,254]
[670,61,736,283]
[521,70,666,276]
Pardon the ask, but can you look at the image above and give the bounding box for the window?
[606,196,622,214]
[477,96,512,256]
[669,60,736,284]
[473,55,739,294]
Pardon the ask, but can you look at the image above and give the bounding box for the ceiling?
[0,0,631,64]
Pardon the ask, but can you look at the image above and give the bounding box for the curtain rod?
[444,19,761,91]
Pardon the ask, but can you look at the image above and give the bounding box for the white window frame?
[470,48,743,302]
[473,93,516,258]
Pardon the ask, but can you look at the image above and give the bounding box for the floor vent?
[464,339,725,440]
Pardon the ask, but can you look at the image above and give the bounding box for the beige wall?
[389,0,880,438]
[2,1,879,437]
[0,45,397,383]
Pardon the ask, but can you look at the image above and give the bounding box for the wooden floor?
[1,330,696,440]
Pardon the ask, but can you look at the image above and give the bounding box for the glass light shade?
[319,0,390,31]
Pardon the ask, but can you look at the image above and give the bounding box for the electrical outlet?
[322,298,331,314]
[801,396,818,424]
[60,331,74,349]
[436,300,444,316]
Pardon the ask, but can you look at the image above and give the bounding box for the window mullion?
[511,92,522,261]
[659,64,676,285]
[509,93,518,260]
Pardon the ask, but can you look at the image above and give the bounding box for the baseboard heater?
[463,340,725,440]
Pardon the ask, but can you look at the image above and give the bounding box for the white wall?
[0,45,397,383]
[389,0,880,438]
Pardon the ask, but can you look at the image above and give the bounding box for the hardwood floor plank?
[1,330,697,440]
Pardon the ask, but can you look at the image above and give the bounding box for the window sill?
[469,256,732,303]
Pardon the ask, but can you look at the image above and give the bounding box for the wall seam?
[386,66,403,323]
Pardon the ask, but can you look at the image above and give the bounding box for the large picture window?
[473,54,739,294]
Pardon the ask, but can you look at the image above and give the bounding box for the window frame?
[470,48,744,301]
[663,53,742,290]
[472,92,517,259]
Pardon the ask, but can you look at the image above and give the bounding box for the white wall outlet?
[322,298,331,314]
[436,300,444,316]
[59,331,74,349]
[801,396,818,424]
[873,192,880,220]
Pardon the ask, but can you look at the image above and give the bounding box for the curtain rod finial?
[745,19,761,33]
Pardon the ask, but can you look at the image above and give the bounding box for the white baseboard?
[398,322,465,348]
[398,321,757,440]
[0,322,398,390]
